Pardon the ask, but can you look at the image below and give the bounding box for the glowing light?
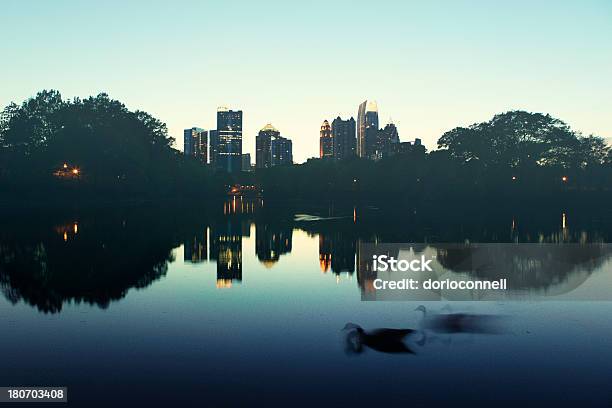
[72,168,79,175]
[561,176,568,182]
[216,279,233,289]
[512,176,517,181]
[63,163,68,169]
[73,223,78,234]
[63,232,68,241]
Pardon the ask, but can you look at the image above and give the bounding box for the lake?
[1,200,611,406]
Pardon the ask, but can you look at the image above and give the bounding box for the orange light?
[561,176,568,182]
[72,168,79,175]
[63,163,68,169]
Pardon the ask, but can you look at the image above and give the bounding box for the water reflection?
[1,201,611,312]
[318,232,356,275]
[210,219,243,287]
[0,212,175,313]
[256,222,292,267]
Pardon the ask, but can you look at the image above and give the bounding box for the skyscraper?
[256,124,293,168]
[320,120,333,159]
[331,116,356,160]
[209,129,218,169]
[357,100,379,159]
[214,107,242,173]
[209,220,243,288]
[183,127,208,163]
[241,153,252,171]
[256,123,278,169]
[271,135,292,166]
[255,223,293,267]
[376,122,399,160]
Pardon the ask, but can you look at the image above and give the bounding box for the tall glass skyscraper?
[214,107,243,173]
[357,100,379,159]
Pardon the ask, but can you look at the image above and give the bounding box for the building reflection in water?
[223,196,257,215]
[319,232,356,277]
[3,204,612,312]
[210,220,243,288]
[179,207,609,293]
[256,223,292,268]
[319,235,332,273]
[182,199,262,288]
[184,228,208,263]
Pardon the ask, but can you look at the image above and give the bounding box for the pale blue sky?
[1,0,611,162]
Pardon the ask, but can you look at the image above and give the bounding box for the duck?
[342,323,417,354]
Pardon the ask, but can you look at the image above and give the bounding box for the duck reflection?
[415,305,506,334]
[342,323,417,355]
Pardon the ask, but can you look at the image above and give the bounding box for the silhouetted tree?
[437,110,609,169]
[0,90,223,198]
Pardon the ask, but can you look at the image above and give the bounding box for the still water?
[1,202,611,406]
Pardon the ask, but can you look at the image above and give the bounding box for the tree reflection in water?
[1,201,611,312]
[0,210,179,313]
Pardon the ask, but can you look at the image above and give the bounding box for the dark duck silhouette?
[415,305,505,334]
[342,323,417,355]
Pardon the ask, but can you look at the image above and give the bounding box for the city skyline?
[1,0,611,163]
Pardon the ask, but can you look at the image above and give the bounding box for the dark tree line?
[0,90,225,199]
[243,111,611,206]
[1,91,610,205]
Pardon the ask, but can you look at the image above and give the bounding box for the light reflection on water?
[0,203,612,405]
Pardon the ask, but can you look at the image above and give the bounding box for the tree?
[437,110,608,169]
[0,90,219,197]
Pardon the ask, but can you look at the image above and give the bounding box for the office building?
[331,116,356,160]
[320,120,333,158]
[256,123,293,168]
[214,107,242,173]
[271,135,292,166]
[357,100,379,159]
[376,122,399,160]
[184,127,208,163]
[256,124,278,169]
[242,153,252,171]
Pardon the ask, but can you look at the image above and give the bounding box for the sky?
[1,0,611,163]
